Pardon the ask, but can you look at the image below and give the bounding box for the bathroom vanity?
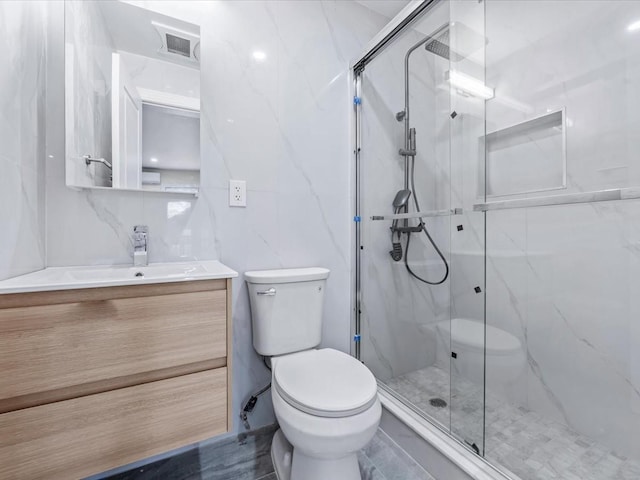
[0,261,237,479]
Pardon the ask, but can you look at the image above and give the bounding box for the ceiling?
[355,0,412,20]
[98,1,200,70]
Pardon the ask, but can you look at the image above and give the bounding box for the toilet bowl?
[245,268,381,480]
[271,349,381,480]
[435,318,526,386]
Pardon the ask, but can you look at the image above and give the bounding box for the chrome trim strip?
[371,208,462,221]
[351,0,439,73]
[473,188,630,212]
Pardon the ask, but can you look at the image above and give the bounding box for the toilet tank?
[245,267,330,356]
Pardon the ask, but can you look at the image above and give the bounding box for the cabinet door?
[0,289,226,410]
[0,369,227,480]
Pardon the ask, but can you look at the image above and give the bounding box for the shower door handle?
[257,288,276,296]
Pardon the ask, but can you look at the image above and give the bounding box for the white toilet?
[245,267,381,480]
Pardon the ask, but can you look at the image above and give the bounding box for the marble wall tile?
[485,0,640,196]
[201,0,389,425]
[0,1,47,281]
[479,0,640,462]
[43,0,388,436]
[518,201,640,458]
[360,0,640,466]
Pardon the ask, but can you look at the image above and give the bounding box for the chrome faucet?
[133,225,148,266]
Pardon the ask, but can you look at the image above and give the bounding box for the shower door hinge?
[353,215,361,222]
[353,96,362,106]
[353,334,361,343]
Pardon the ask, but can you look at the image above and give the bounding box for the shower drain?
[429,397,447,408]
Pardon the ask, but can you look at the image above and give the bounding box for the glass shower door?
[356,0,487,455]
[357,0,454,433]
[445,0,487,455]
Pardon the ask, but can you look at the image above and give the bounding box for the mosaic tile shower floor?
[386,365,640,480]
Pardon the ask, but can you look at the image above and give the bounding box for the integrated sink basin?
[66,263,209,281]
[0,261,238,294]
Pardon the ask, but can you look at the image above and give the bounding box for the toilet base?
[271,429,293,480]
[271,428,362,480]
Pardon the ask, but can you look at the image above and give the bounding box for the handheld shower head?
[392,189,412,211]
[389,189,411,262]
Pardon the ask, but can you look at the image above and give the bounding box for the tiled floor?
[98,424,433,480]
[100,425,277,480]
[386,365,640,480]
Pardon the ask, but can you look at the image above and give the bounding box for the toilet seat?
[273,348,378,418]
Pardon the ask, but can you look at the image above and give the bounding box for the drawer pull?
[257,288,276,296]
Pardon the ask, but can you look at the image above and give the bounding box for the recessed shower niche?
[64,0,201,194]
[482,108,566,198]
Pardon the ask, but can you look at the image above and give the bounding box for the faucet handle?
[133,225,148,249]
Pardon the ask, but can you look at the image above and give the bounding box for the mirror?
[65,0,201,194]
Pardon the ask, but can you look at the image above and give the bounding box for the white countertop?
[0,260,238,295]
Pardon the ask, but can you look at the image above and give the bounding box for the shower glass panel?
[357,0,487,455]
[481,1,640,479]
[358,0,640,478]
[447,0,487,455]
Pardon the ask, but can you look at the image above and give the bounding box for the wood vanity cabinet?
[0,278,232,479]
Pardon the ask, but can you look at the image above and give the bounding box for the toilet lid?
[274,349,378,418]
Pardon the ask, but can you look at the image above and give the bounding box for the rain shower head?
[424,22,486,62]
[425,28,462,61]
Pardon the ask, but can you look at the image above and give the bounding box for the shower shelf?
[371,208,463,221]
[473,186,640,211]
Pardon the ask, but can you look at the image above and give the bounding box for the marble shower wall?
[359,1,452,381]
[0,1,47,281]
[358,0,488,384]
[359,0,640,462]
[480,0,640,462]
[45,0,388,433]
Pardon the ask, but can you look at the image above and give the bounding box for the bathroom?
[1,0,639,479]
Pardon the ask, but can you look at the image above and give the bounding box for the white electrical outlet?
[229,180,247,207]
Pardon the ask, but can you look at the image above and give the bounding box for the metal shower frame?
[351,0,439,361]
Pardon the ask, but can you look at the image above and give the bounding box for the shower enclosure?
[353,1,640,478]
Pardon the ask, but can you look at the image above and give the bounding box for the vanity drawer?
[0,368,227,480]
[0,284,227,411]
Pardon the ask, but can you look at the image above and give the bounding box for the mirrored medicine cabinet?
[65,0,201,194]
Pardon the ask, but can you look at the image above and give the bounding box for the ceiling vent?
[166,33,190,57]
[152,21,200,63]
